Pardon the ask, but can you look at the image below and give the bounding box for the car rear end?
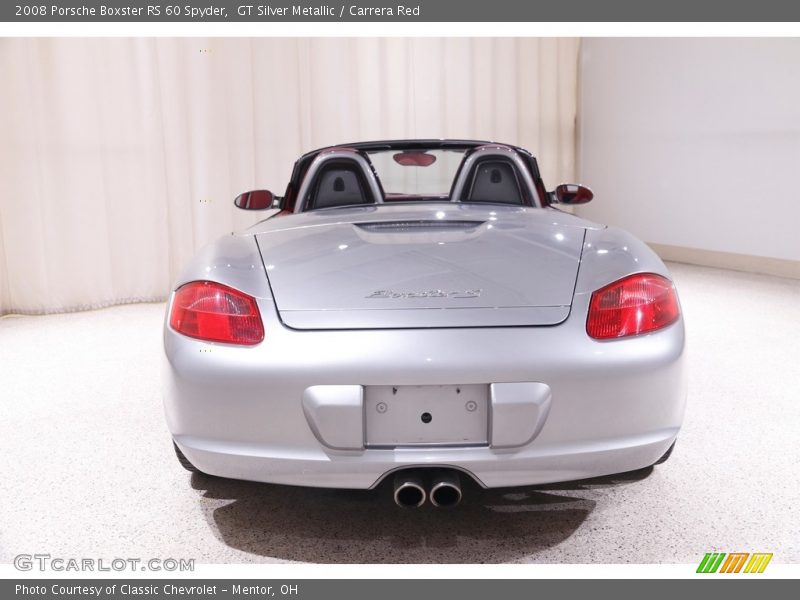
[163,205,686,500]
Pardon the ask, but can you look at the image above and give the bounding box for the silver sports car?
[163,140,686,508]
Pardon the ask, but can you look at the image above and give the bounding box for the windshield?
[367,148,467,198]
[292,142,540,212]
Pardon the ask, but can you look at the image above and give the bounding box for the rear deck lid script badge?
[366,289,483,299]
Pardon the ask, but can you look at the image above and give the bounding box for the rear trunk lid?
[254,205,587,329]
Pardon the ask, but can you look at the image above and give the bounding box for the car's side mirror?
[552,183,593,205]
[234,190,281,210]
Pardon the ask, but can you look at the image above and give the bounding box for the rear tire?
[173,442,200,473]
[654,441,676,465]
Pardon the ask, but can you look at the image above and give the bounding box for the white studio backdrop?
[0,37,579,315]
[578,38,800,264]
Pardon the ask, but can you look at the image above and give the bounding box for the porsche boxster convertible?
[163,140,686,508]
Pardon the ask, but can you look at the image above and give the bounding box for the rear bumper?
[174,428,679,489]
[163,293,687,489]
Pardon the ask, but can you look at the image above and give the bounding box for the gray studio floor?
[1,263,799,564]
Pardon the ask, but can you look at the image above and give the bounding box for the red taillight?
[169,281,264,345]
[586,273,680,340]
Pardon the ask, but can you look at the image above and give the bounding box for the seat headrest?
[313,166,372,209]
[465,160,524,205]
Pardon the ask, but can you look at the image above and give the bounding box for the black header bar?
[4,0,800,22]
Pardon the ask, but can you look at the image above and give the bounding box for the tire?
[173,441,200,473]
[654,441,676,465]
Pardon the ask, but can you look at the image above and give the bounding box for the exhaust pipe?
[429,470,462,508]
[393,472,426,508]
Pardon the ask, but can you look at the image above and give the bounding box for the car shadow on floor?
[191,467,653,563]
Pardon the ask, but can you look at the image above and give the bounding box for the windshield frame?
[287,140,546,213]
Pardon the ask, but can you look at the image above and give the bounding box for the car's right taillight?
[169,281,264,345]
[586,273,680,340]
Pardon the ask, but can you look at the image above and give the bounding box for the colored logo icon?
[697,552,773,573]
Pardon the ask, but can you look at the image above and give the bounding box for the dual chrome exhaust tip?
[429,470,463,508]
[393,472,427,508]
[393,469,463,509]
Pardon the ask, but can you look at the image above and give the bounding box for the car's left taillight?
[169,281,264,345]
